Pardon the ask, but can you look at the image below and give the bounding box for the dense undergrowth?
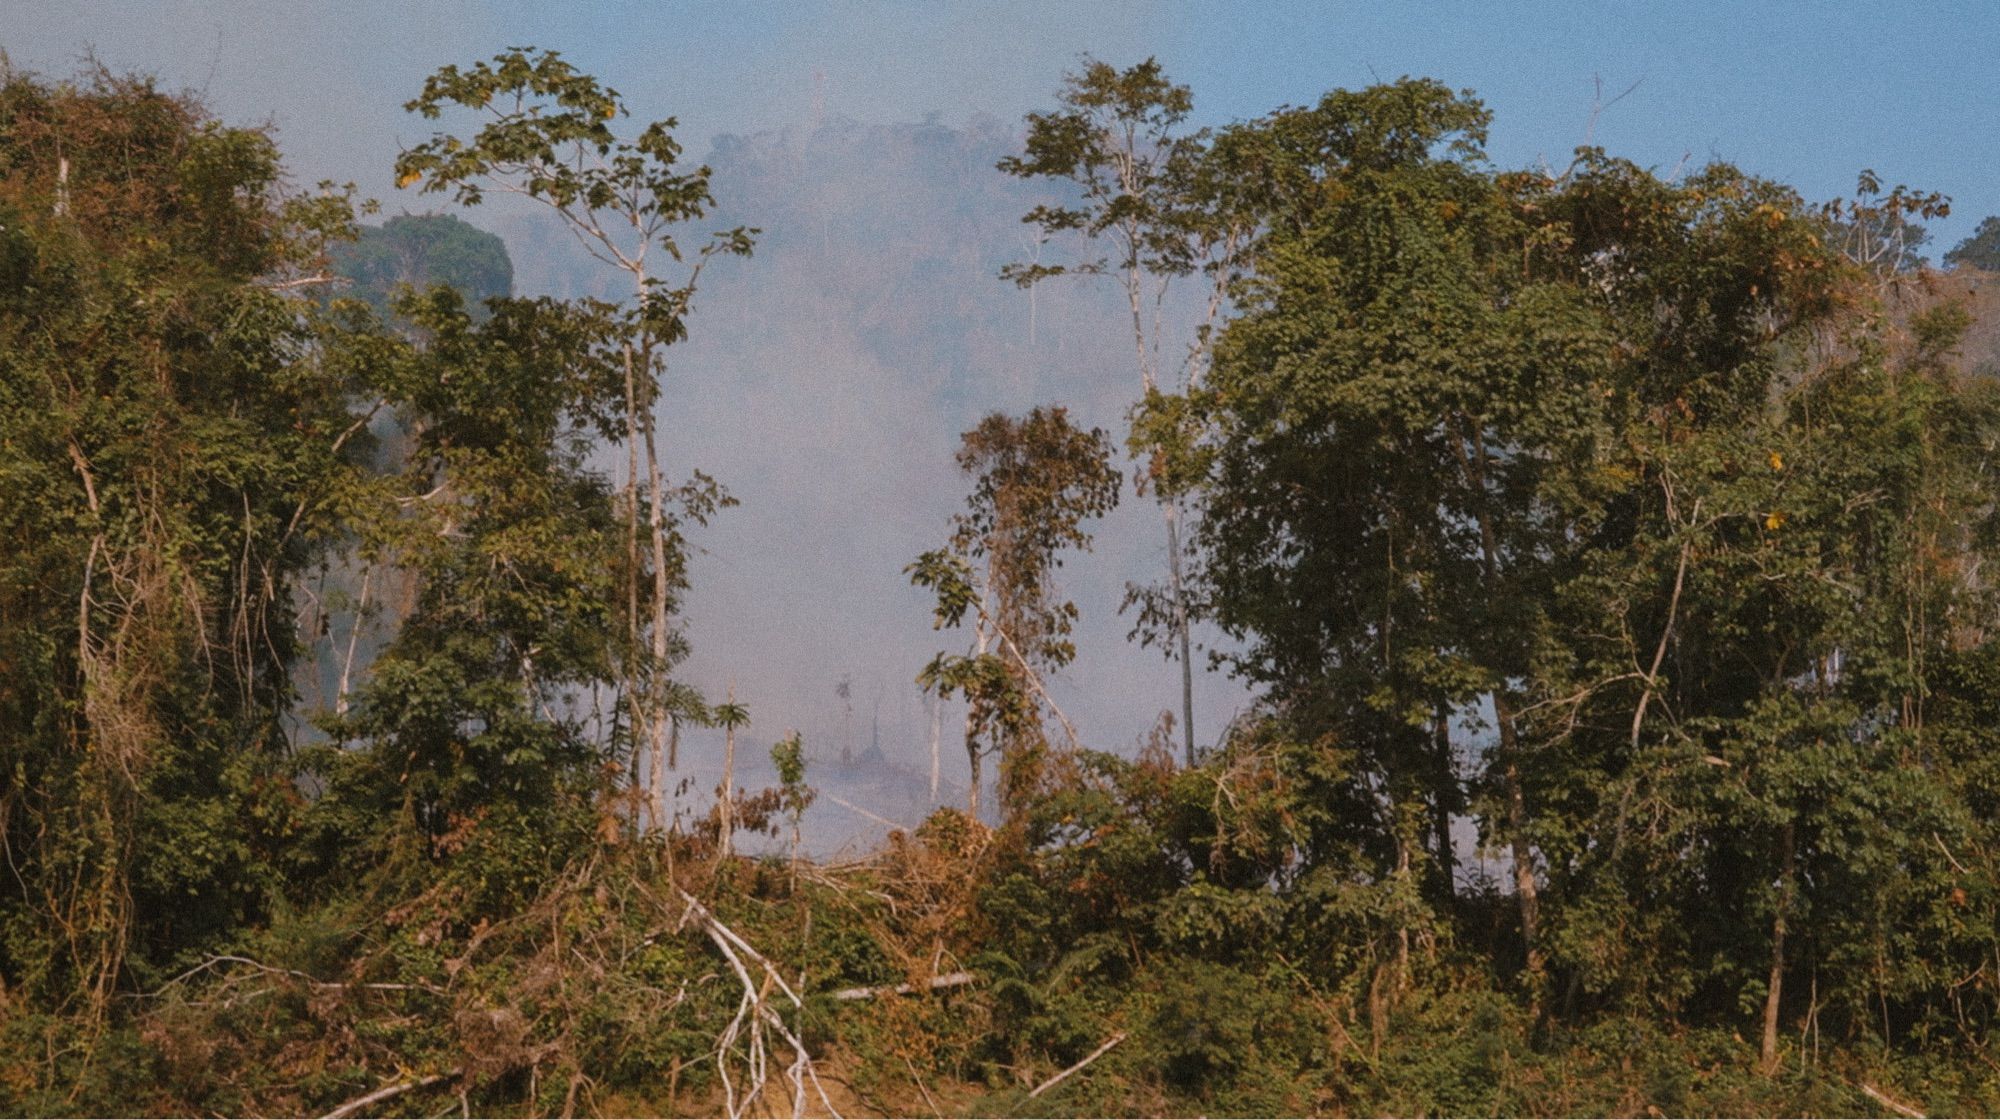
[7,783,1992,1117]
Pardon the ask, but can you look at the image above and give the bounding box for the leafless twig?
[1028,1031,1125,1100]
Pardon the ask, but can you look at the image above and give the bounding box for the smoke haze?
[482,116,1251,849]
[14,0,2000,849]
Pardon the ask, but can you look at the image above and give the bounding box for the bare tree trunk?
[929,691,942,804]
[649,718,669,833]
[964,710,981,822]
[1117,218,1203,768]
[620,248,677,817]
[619,339,651,808]
[334,566,372,717]
[1499,717,1541,968]
[1164,499,1196,766]
[719,684,737,858]
[1433,699,1457,903]
[637,368,674,765]
[1124,234,1154,393]
[1762,820,1796,1073]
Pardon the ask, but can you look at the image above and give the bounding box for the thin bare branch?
[319,1070,462,1120]
[1028,1031,1125,1099]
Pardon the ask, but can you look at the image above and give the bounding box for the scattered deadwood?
[1858,1081,1926,1119]
[318,1069,461,1119]
[675,888,843,1119]
[831,971,977,1002]
[1028,1031,1125,1100]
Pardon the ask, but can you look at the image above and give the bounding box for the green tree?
[1151,77,2000,1066]
[770,731,812,873]
[302,286,628,907]
[1530,270,2000,1064]
[395,48,753,830]
[0,64,366,1062]
[1821,168,1946,276]
[1946,213,2000,272]
[1146,78,1578,948]
[1001,59,1254,766]
[911,407,1119,820]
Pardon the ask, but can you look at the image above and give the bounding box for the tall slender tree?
[1001,59,1254,766]
[394,49,753,828]
[911,407,1119,819]
[305,286,626,898]
[712,686,749,858]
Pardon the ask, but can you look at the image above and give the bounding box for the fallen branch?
[1028,1031,1125,1100]
[903,1055,942,1119]
[832,971,977,1002]
[822,792,906,832]
[676,888,842,1119]
[319,1069,460,1119]
[141,954,448,999]
[1858,1081,1925,1119]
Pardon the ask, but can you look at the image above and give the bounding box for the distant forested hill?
[331,212,512,320]
[1945,223,2000,375]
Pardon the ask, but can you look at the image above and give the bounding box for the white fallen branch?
[822,792,905,832]
[1858,1081,1925,1119]
[677,889,842,1120]
[144,954,447,999]
[832,971,977,1002]
[319,1069,460,1119]
[1028,1031,1125,1100]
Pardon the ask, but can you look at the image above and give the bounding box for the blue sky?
[10,1,1999,249]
